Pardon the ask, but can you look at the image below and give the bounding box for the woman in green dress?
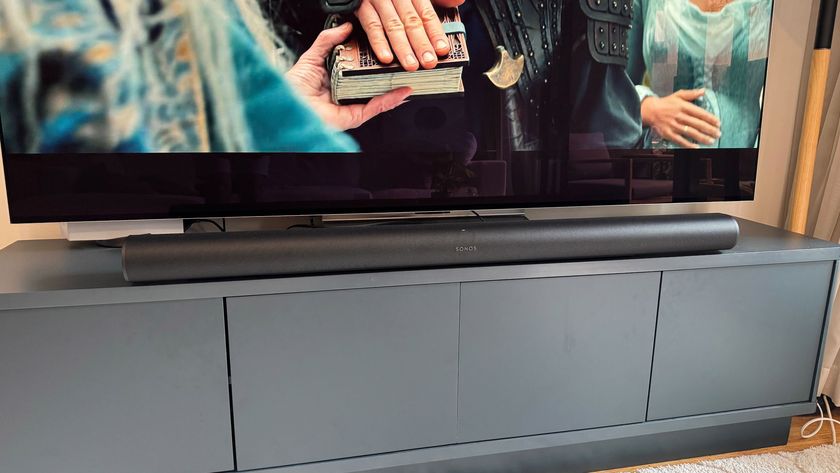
[628,0,772,149]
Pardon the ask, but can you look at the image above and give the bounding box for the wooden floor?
[597,403,840,472]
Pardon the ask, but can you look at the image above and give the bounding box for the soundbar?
[122,213,740,283]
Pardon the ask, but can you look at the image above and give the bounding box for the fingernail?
[706,137,715,144]
[422,51,436,63]
[436,39,449,50]
[380,50,393,61]
[405,54,418,66]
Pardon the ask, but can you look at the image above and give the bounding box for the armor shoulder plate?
[579,0,634,66]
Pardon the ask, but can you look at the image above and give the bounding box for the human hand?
[286,23,412,131]
[356,0,466,71]
[641,89,722,149]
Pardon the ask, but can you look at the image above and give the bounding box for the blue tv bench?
[0,218,837,473]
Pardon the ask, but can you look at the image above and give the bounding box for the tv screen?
[0,0,772,223]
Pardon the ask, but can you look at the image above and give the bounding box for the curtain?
[804,63,840,404]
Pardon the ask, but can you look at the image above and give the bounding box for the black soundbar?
[122,213,740,283]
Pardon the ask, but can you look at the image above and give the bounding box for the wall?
[825,1,840,123]
[0,0,822,249]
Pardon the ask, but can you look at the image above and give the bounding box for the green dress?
[627,0,772,149]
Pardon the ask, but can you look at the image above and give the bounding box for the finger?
[371,0,419,71]
[679,124,716,146]
[412,0,450,57]
[433,0,465,6]
[344,87,413,129]
[677,115,721,141]
[357,2,395,64]
[301,23,354,63]
[675,88,705,102]
[394,0,438,69]
[681,102,721,128]
[363,86,413,121]
[665,129,699,149]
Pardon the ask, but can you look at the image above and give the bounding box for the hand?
[641,89,722,149]
[286,23,412,131]
[356,0,466,71]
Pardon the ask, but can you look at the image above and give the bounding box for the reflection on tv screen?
[0,0,771,221]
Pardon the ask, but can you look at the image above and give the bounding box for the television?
[0,0,773,224]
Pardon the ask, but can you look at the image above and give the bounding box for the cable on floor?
[800,395,840,445]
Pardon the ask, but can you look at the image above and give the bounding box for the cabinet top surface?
[0,218,838,310]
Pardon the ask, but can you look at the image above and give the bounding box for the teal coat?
[0,0,358,154]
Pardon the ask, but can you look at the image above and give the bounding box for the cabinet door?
[227,284,459,470]
[0,300,233,473]
[648,262,833,420]
[458,273,661,442]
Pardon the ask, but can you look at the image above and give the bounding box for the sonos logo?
[456,246,478,253]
